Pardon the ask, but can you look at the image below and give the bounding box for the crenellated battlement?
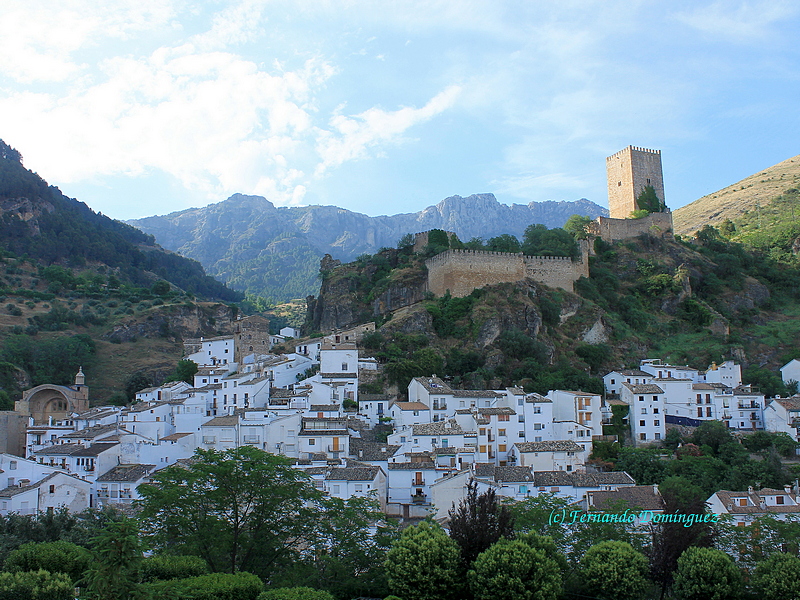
[425,242,589,297]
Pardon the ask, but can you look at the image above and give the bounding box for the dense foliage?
[0,140,240,302]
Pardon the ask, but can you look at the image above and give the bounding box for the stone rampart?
[590,212,673,243]
[426,243,589,297]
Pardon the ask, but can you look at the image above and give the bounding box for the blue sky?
[1,1,798,221]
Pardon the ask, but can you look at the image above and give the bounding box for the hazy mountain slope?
[129,193,607,301]
[674,154,800,236]
[0,140,241,302]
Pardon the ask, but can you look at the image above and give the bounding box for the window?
[653,408,659,414]
[696,394,702,404]
[697,408,703,417]
[341,363,348,371]
[498,444,507,452]
[520,485,528,493]
[480,428,486,436]
[518,415,525,422]
[641,408,648,414]
[354,484,363,492]
[518,431,525,438]
[534,423,544,430]
[654,420,660,426]
[479,445,487,453]
[640,433,646,440]
[706,407,712,417]
[534,436,543,442]
[738,498,747,507]
[639,396,644,402]
[533,407,541,414]
[499,429,506,437]
[9,461,16,470]
[610,379,615,384]
[498,414,510,421]
[309,439,316,446]
[655,433,661,440]
[518,398,524,406]
[49,485,55,494]
[639,420,646,427]
[333,485,340,494]
[400,436,406,443]
[777,496,785,505]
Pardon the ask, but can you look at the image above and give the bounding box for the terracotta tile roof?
[34,443,85,456]
[388,461,437,470]
[394,402,430,411]
[411,420,464,436]
[350,439,400,461]
[202,415,240,427]
[621,383,665,394]
[61,424,125,439]
[71,442,119,457]
[589,486,663,511]
[326,466,382,481]
[96,464,156,482]
[514,440,584,453]
[161,433,192,441]
[478,407,516,415]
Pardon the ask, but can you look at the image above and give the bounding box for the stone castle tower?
[606,146,665,219]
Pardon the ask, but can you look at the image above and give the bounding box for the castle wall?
[426,245,589,298]
[607,146,665,219]
[591,212,673,242]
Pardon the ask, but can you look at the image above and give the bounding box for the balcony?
[327,445,343,453]
[411,493,427,504]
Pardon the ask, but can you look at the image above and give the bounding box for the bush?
[140,555,209,582]
[0,569,74,600]
[143,572,263,600]
[258,587,335,600]
[4,541,91,583]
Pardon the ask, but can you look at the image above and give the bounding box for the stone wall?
[590,212,674,242]
[607,146,665,219]
[426,243,589,297]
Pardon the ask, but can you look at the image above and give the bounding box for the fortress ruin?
[425,242,590,298]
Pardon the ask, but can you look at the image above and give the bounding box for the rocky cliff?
[128,193,607,301]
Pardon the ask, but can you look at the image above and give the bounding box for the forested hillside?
[0,140,241,302]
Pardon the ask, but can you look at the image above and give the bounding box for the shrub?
[4,541,91,583]
[143,572,263,600]
[140,555,209,582]
[0,569,74,600]
[258,587,335,600]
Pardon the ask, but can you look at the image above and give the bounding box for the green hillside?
[316,228,800,397]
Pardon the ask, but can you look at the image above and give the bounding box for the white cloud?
[674,0,799,42]
[314,85,461,174]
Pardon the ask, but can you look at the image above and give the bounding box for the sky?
[1,0,799,221]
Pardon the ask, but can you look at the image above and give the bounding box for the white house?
[324,466,387,509]
[620,383,666,445]
[185,336,236,367]
[509,440,585,472]
[548,390,603,439]
[0,471,90,515]
[603,370,654,396]
[781,360,800,390]
[707,486,800,526]
[764,396,800,446]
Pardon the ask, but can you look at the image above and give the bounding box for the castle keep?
[606,146,665,219]
[425,243,589,298]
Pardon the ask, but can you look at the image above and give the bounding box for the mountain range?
[128,194,608,301]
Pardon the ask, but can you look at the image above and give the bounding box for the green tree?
[138,447,321,578]
[579,541,650,600]
[4,540,91,583]
[448,480,514,573]
[750,552,800,600]
[151,280,171,296]
[83,518,144,600]
[0,390,12,411]
[164,359,198,385]
[384,521,460,600]
[671,547,742,600]
[396,233,414,251]
[564,214,593,239]
[0,569,74,600]
[486,234,521,253]
[636,185,665,214]
[521,224,579,258]
[468,539,561,600]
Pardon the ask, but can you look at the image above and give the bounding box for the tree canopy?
[138,447,322,577]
